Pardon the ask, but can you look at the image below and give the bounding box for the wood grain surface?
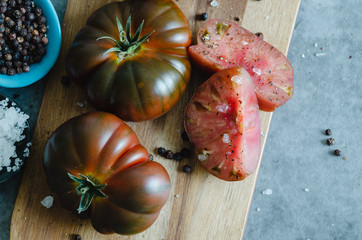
[10,0,300,239]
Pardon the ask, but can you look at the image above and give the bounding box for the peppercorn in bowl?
[0,0,61,88]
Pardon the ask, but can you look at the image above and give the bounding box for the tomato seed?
[182,165,193,173]
[334,149,341,156]
[326,138,334,146]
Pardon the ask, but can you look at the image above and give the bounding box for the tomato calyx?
[68,173,108,214]
[97,15,155,63]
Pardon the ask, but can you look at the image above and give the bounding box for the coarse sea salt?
[210,0,219,7]
[262,188,273,195]
[0,98,30,173]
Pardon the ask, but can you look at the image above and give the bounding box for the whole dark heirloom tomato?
[65,0,192,122]
[43,112,171,235]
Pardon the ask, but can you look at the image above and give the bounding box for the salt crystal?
[231,76,243,85]
[262,189,273,195]
[301,54,306,58]
[253,67,262,76]
[265,16,270,20]
[216,104,229,113]
[76,102,85,108]
[41,196,54,208]
[0,98,30,173]
[256,208,261,212]
[261,131,265,137]
[210,0,219,7]
[304,188,310,192]
[222,133,230,143]
[242,41,248,45]
[314,43,318,47]
[175,194,180,198]
[198,154,207,161]
[315,52,326,57]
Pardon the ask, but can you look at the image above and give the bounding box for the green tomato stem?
[68,173,108,214]
[96,14,154,62]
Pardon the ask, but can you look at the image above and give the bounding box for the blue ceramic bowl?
[0,0,62,88]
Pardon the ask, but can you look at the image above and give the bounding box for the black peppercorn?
[0,66,6,74]
[0,0,49,75]
[182,132,189,142]
[182,165,193,173]
[326,138,334,146]
[180,148,191,158]
[325,129,332,135]
[334,149,341,156]
[72,234,82,240]
[173,152,182,161]
[61,75,71,86]
[165,150,174,159]
[157,147,166,156]
[255,32,264,40]
[7,68,16,75]
[200,13,208,21]
[22,65,29,72]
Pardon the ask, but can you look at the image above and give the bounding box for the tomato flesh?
[188,19,294,112]
[185,68,261,181]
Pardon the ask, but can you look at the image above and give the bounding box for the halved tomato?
[188,19,294,112]
[184,68,261,181]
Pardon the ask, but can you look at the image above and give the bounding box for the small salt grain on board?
[11,0,301,239]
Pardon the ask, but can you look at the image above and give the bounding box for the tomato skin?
[188,19,294,112]
[185,68,261,181]
[65,0,192,122]
[43,112,171,235]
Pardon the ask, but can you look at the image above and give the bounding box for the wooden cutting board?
[10,0,300,239]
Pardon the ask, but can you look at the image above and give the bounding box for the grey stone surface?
[1,0,361,240]
[244,1,362,239]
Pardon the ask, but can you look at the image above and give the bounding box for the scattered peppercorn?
[0,0,48,75]
[349,56,352,59]
[234,16,240,22]
[61,75,71,86]
[201,13,209,21]
[325,129,332,135]
[255,32,264,40]
[334,149,341,156]
[181,131,189,142]
[182,165,193,173]
[173,152,182,161]
[157,147,166,156]
[165,150,174,159]
[326,138,334,146]
[72,234,82,240]
[180,148,191,158]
